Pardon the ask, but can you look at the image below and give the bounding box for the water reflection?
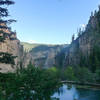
[25,84,100,100]
[52,84,100,100]
[77,89,100,100]
[52,84,79,100]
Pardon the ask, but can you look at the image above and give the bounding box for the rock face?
[0,23,24,73]
[22,43,68,68]
[63,8,100,67]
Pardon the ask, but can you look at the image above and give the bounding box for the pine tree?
[0,0,16,65]
[78,28,82,37]
[0,0,15,42]
[72,34,75,42]
[98,5,100,11]
[91,11,93,16]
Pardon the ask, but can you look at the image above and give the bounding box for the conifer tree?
[91,12,93,17]
[98,5,100,11]
[0,0,16,65]
[0,0,15,42]
[78,28,82,37]
[72,34,75,42]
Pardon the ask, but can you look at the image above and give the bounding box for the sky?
[9,0,100,44]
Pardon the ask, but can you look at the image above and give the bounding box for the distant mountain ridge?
[21,42,43,52]
[22,42,68,68]
[21,42,66,52]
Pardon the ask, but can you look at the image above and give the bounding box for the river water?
[52,84,100,100]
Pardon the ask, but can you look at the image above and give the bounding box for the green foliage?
[95,69,100,83]
[55,51,65,68]
[89,46,100,72]
[0,72,16,100]
[63,66,77,81]
[0,64,60,100]
[61,66,94,83]
[0,52,16,65]
[74,46,100,83]
[96,10,100,32]
[74,66,94,83]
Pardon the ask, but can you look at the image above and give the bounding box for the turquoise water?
[52,84,100,100]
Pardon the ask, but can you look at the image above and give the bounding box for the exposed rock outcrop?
[0,23,24,73]
[22,43,68,68]
[63,7,100,67]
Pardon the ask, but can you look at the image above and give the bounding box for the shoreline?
[61,81,100,90]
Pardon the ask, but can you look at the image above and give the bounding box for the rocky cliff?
[0,23,24,73]
[22,42,68,68]
[63,6,100,67]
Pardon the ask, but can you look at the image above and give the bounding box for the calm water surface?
[52,84,100,100]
